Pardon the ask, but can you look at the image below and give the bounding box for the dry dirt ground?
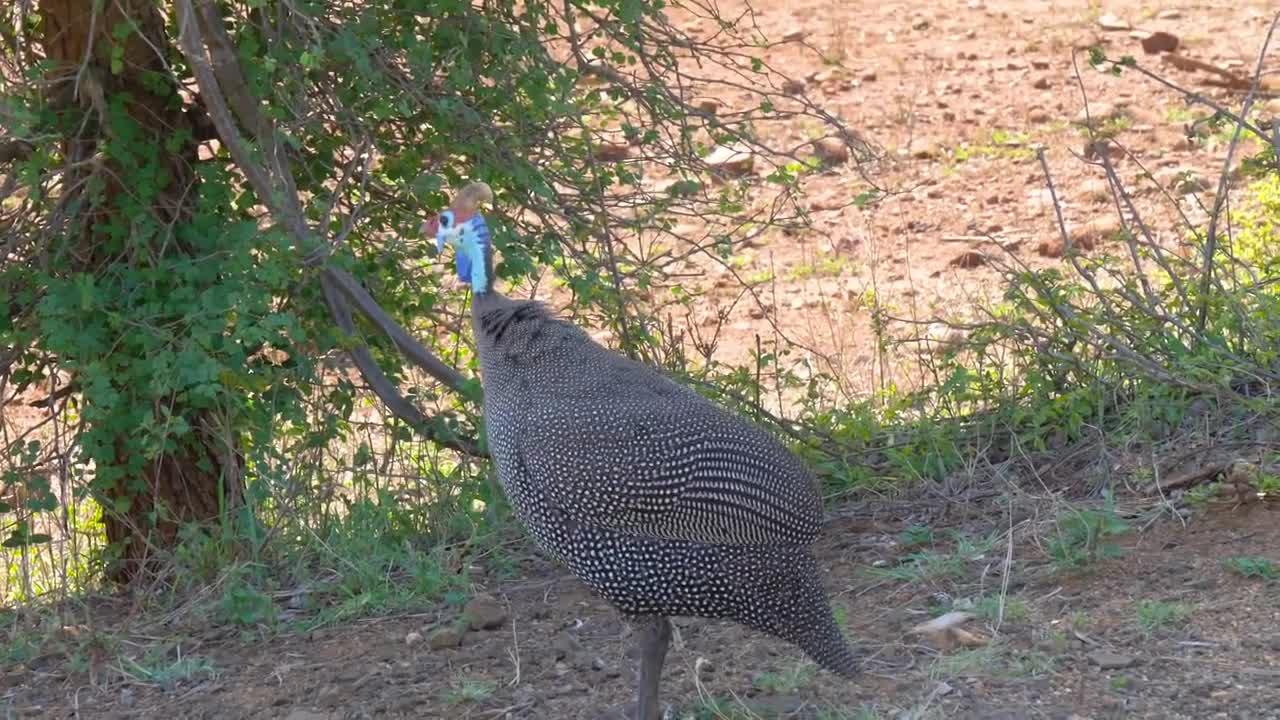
[4,486,1280,719]
[5,0,1280,718]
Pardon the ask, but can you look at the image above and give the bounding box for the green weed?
[1225,557,1278,581]
[1047,491,1132,571]
[1136,601,1192,636]
[444,678,496,705]
[752,663,814,694]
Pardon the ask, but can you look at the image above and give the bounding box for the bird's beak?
[424,215,463,256]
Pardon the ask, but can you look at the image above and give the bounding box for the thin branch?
[1197,12,1280,334]
[319,274,482,456]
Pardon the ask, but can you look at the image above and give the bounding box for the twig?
[1196,12,1280,334]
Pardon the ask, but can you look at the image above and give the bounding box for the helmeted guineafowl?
[426,182,860,719]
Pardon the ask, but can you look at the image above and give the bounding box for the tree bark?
[38,0,246,585]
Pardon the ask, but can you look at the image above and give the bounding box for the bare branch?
[323,267,470,393]
[319,274,482,456]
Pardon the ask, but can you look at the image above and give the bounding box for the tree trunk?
[38,0,246,585]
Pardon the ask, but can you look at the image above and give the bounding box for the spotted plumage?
[429,183,859,717]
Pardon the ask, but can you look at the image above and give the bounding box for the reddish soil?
[4,491,1279,719]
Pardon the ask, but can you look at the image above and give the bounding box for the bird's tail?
[734,547,861,678]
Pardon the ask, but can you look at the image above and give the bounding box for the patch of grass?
[1046,491,1132,571]
[898,524,934,547]
[868,549,963,582]
[443,677,496,705]
[972,594,1029,623]
[752,662,814,694]
[1047,628,1071,654]
[1165,106,1200,123]
[1136,600,1192,637]
[832,604,849,634]
[1095,114,1133,138]
[787,252,851,281]
[119,647,216,690]
[685,697,755,720]
[1184,481,1222,507]
[1006,650,1056,678]
[1252,472,1280,498]
[945,129,1036,168]
[868,531,997,583]
[929,643,1004,680]
[1225,556,1278,581]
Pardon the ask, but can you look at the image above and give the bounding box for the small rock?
[781,78,806,95]
[1035,240,1061,258]
[705,145,755,175]
[813,137,849,165]
[1071,215,1123,249]
[1072,102,1129,129]
[782,28,807,42]
[1033,75,1052,89]
[428,626,465,649]
[552,633,582,660]
[593,141,631,161]
[695,98,720,114]
[1098,13,1130,31]
[949,250,987,269]
[1031,58,1051,70]
[1084,139,1123,161]
[1028,107,1052,123]
[861,70,878,82]
[1083,178,1112,203]
[1157,167,1212,193]
[748,305,768,319]
[912,144,940,160]
[808,193,844,211]
[404,631,423,646]
[1156,9,1182,20]
[1088,650,1137,669]
[1141,31,1180,54]
[463,594,509,630]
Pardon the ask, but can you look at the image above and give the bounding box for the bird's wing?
[512,358,823,547]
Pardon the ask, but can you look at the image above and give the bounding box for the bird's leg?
[635,615,672,720]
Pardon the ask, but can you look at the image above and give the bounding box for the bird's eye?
[439,212,453,228]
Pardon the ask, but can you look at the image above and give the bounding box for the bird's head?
[423,181,495,293]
